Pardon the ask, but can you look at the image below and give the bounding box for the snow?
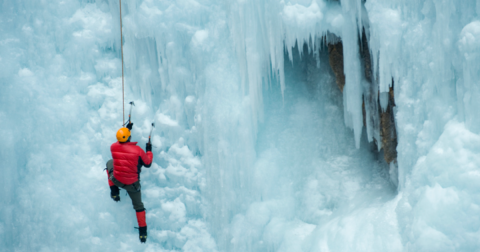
[18,68,34,77]
[157,113,179,127]
[192,30,209,46]
[3,0,480,251]
[398,120,480,251]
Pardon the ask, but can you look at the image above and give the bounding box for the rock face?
[328,42,345,92]
[360,29,372,83]
[327,30,398,164]
[380,86,397,163]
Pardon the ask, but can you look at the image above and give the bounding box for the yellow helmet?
[116,127,131,142]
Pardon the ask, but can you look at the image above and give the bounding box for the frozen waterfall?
[2,0,480,251]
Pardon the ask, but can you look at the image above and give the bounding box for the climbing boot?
[110,185,120,202]
[139,226,147,243]
[136,210,147,243]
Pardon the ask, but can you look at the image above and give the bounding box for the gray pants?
[107,160,145,211]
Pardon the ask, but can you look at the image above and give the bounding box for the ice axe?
[148,123,155,144]
[124,101,135,126]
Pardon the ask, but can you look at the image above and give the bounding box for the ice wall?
[226,0,480,249]
[0,0,217,251]
[365,0,480,250]
[227,0,345,134]
[119,0,480,250]
[3,0,480,251]
[111,0,400,250]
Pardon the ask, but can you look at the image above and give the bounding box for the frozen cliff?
[2,0,480,251]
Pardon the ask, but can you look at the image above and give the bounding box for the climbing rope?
[119,0,125,125]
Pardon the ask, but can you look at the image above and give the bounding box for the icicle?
[341,0,364,148]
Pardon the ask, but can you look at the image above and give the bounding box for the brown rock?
[326,29,398,164]
[380,85,397,163]
[360,28,372,83]
[362,100,366,127]
[328,42,345,92]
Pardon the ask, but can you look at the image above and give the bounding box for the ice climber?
[105,122,153,243]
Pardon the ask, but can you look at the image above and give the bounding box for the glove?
[127,122,133,130]
[146,142,152,152]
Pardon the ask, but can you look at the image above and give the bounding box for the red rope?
[120,0,125,126]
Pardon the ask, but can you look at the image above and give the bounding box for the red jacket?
[110,141,153,185]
